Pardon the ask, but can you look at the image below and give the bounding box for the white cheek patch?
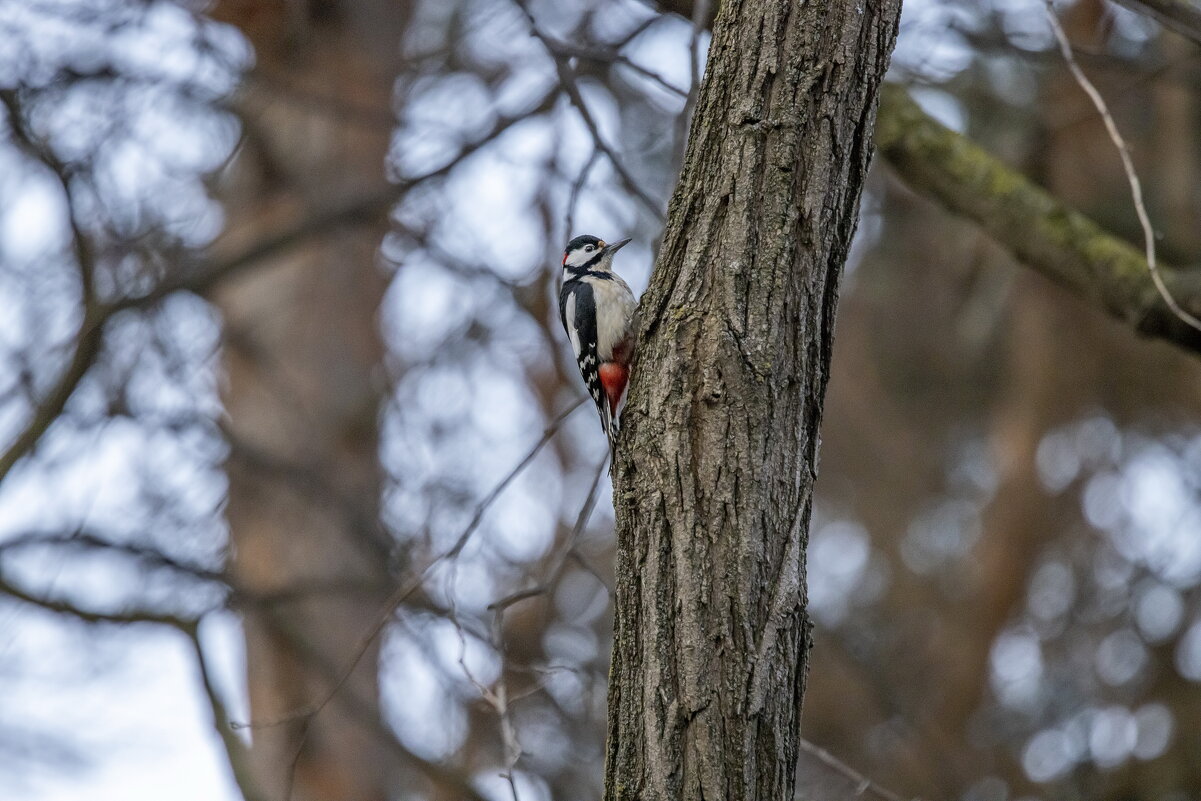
[566,247,596,267]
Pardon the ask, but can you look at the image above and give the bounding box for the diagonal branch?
[1044,0,1201,334]
[187,629,269,801]
[654,0,1201,360]
[874,83,1201,357]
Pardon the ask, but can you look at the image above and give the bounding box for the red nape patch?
[599,363,629,416]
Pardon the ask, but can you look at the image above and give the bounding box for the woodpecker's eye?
[584,245,594,253]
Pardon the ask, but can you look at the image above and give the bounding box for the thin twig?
[796,738,912,801]
[231,398,586,734]
[1044,1,1201,334]
[513,0,666,222]
[486,453,608,613]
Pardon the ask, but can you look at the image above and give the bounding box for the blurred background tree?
[1,1,1200,800]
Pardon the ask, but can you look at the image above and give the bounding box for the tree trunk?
[209,3,410,799]
[605,2,900,800]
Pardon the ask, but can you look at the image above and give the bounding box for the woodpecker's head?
[562,235,631,271]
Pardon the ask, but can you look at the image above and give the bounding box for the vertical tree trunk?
[209,3,410,799]
[605,2,900,800]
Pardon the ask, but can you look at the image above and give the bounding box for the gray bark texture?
[605,2,901,800]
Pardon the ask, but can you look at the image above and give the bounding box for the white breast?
[585,274,636,361]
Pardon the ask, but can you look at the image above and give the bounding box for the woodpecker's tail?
[605,413,619,474]
[594,400,618,472]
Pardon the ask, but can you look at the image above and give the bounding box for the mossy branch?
[875,83,1201,356]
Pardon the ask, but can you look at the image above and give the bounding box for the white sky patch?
[1134,582,1183,643]
[0,171,69,263]
[1088,705,1138,769]
[1132,703,1173,761]
[1,617,240,801]
[487,477,558,564]
[1022,728,1075,783]
[382,625,469,761]
[891,0,976,82]
[910,88,967,133]
[1095,628,1147,687]
[620,13,697,98]
[991,627,1043,710]
[808,519,871,626]
[1110,447,1201,585]
[0,419,145,533]
[438,134,551,278]
[1027,560,1074,622]
[383,257,474,358]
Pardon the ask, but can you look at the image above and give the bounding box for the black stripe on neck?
[564,266,613,281]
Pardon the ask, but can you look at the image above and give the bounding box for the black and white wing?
[559,279,614,444]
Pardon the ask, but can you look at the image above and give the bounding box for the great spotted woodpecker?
[558,234,637,462]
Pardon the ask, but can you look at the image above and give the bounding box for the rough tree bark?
[605,2,901,800]
[209,2,409,799]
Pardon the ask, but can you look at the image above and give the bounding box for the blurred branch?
[118,85,559,314]
[795,739,913,801]
[0,89,96,297]
[874,84,1201,357]
[1112,0,1201,46]
[0,528,398,610]
[0,89,558,485]
[257,397,586,801]
[0,530,224,583]
[187,630,269,801]
[0,90,106,485]
[0,308,105,485]
[487,453,607,614]
[232,399,586,737]
[0,568,200,628]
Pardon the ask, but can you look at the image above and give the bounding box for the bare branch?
[874,84,1201,357]
[0,530,224,583]
[231,398,585,730]
[0,308,106,484]
[795,738,915,801]
[0,89,96,298]
[514,0,666,222]
[187,630,269,801]
[1044,1,1201,334]
[0,569,200,628]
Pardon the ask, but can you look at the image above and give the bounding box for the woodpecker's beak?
[605,238,632,254]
